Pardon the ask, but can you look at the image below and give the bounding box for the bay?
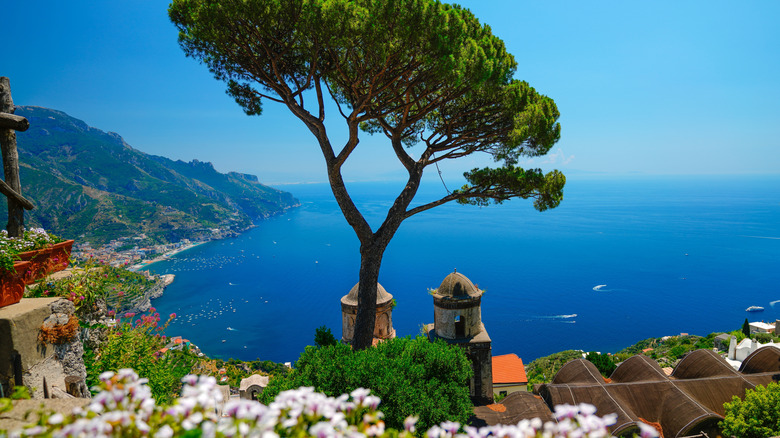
[145,175,780,364]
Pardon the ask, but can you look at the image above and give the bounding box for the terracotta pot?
[17,246,53,284]
[48,240,75,274]
[0,261,31,308]
[15,240,75,284]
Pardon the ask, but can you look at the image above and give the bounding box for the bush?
[86,310,195,405]
[753,332,778,344]
[721,382,780,438]
[585,352,616,377]
[314,325,338,347]
[260,336,473,432]
[27,263,155,313]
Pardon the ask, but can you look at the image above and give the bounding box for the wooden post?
[0,77,27,236]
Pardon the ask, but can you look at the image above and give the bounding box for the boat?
[746,306,765,312]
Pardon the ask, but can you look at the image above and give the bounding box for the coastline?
[128,240,210,272]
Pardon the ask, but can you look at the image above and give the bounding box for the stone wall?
[0,298,88,399]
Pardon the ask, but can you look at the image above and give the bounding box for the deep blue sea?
[144,175,780,364]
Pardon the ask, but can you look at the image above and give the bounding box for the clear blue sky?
[4,1,780,184]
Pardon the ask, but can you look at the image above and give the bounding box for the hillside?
[1,106,298,244]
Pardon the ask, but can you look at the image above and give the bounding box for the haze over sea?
[145,175,780,364]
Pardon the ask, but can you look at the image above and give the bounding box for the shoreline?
[128,240,210,271]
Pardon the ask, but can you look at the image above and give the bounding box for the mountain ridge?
[1,106,298,244]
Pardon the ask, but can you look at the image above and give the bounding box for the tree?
[314,325,338,347]
[743,318,751,338]
[169,0,564,350]
[259,336,473,432]
[721,382,780,438]
[585,351,616,377]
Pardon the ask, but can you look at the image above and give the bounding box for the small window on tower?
[455,314,465,337]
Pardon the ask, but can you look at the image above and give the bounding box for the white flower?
[154,425,174,438]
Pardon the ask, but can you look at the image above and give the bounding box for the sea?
[143,175,780,364]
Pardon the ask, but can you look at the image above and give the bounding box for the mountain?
[1,106,298,245]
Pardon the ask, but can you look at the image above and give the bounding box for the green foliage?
[260,337,473,432]
[86,311,195,405]
[524,350,584,389]
[584,352,616,377]
[169,0,563,209]
[721,382,780,438]
[0,386,31,414]
[314,325,338,348]
[694,333,716,350]
[743,318,751,338]
[753,332,780,343]
[26,264,155,314]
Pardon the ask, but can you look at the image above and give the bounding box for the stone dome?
[436,271,481,298]
[341,283,393,306]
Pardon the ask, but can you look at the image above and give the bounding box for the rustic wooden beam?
[0,76,27,236]
[0,113,29,132]
[0,178,35,210]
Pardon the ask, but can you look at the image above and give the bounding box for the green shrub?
[86,311,195,405]
[585,351,616,377]
[28,263,155,313]
[314,325,338,347]
[260,336,473,432]
[753,332,778,344]
[721,382,780,438]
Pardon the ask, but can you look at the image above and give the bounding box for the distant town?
[71,228,238,270]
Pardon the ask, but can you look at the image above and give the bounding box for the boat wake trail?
[516,314,577,323]
[742,235,780,240]
[593,284,607,291]
[770,300,780,307]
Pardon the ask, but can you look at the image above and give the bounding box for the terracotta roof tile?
[493,354,527,384]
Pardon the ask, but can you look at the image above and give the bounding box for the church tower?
[427,271,493,404]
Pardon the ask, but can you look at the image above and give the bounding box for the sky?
[4,1,780,185]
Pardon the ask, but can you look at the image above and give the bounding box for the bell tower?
[426,270,493,404]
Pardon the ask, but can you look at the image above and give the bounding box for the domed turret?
[341,283,395,344]
[435,271,482,299]
[430,271,483,339]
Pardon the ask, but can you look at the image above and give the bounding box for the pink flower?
[124,312,136,318]
[169,313,177,319]
[149,307,156,313]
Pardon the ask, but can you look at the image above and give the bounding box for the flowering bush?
[26,263,154,313]
[84,310,194,406]
[0,228,65,272]
[7,369,657,438]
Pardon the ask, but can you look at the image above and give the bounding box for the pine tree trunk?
[351,242,384,350]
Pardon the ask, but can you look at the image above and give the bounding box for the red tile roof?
[492,354,527,384]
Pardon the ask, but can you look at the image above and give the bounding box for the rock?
[41,313,70,329]
[48,299,75,315]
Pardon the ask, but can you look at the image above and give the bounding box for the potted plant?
[0,228,74,288]
[0,259,31,308]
